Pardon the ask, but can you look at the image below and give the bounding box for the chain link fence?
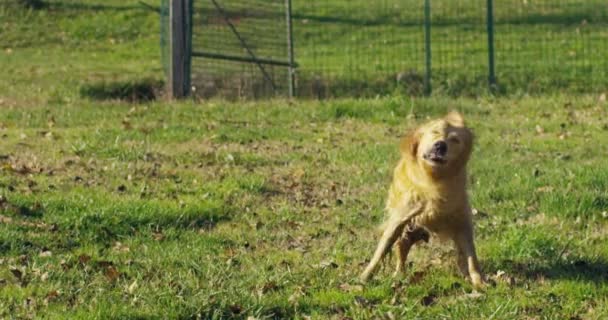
[162,0,608,98]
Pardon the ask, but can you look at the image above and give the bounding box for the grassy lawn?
[2,1,608,319]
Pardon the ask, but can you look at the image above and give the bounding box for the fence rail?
[162,0,608,98]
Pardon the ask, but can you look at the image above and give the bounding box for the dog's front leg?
[394,226,430,277]
[393,235,413,277]
[453,223,484,289]
[360,205,423,283]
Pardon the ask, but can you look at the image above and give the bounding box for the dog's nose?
[433,141,447,155]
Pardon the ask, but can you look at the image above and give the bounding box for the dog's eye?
[448,135,460,144]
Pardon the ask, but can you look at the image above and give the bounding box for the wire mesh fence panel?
[161,0,608,98]
[295,0,608,97]
[292,0,426,97]
[190,0,291,99]
[427,1,488,95]
[493,0,608,93]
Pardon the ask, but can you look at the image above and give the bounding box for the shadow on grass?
[191,304,295,320]
[497,258,608,283]
[293,10,603,28]
[71,204,232,244]
[80,79,164,103]
[188,6,602,27]
[1,199,44,218]
[16,0,47,9]
[14,1,156,12]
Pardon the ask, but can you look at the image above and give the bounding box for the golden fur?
[360,112,484,288]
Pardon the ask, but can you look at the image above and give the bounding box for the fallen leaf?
[226,258,239,267]
[288,286,306,304]
[338,283,363,293]
[258,281,279,296]
[317,260,338,269]
[127,280,138,294]
[60,259,71,270]
[292,168,305,180]
[464,291,484,299]
[45,290,60,302]
[112,242,130,253]
[122,117,132,130]
[97,260,114,268]
[39,250,52,258]
[0,214,13,224]
[78,254,91,266]
[493,270,516,286]
[536,186,554,193]
[104,265,120,281]
[535,125,545,134]
[409,271,426,285]
[152,231,165,241]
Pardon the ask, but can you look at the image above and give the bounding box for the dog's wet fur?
[360,112,485,288]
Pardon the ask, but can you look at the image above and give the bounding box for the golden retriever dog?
[360,111,484,288]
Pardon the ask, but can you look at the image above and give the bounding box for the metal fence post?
[424,0,432,96]
[285,0,296,98]
[486,0,496,90]
[169,0,192,98]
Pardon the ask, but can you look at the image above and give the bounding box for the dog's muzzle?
[423,141,448,164]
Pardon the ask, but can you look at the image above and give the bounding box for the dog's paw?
[470,275,486,291]
[359,272,372,284]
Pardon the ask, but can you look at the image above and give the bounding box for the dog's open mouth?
[423,152,447,164]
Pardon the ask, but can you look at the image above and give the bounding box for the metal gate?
[188,0,295,99]
[163,0,608,99]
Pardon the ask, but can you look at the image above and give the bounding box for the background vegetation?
[1,1,608,319]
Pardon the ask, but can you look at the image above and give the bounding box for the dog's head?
[401,112,473,178]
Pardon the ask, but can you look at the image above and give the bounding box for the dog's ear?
[445,111,465,127]
[400,130,420,158]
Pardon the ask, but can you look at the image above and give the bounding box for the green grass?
[2,1,608,319]
[4,94,608,320]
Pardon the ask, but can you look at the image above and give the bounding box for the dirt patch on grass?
[265,167,343,209]
[168,138,298,159]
